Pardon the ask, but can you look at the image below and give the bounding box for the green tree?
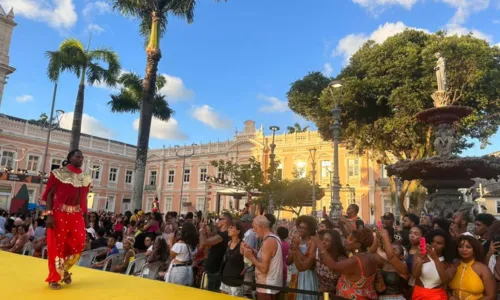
[111,0,226,210]
[210,157,264,193]
[287,30,500,214]
[286,122,309,134]
[108,73,174,121]
[46,38,121,150]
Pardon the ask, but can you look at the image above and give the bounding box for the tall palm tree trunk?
[70,71,86,151]
[132,13,162,210]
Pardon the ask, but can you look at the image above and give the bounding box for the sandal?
[62,272,72,284]
[49,282,61,290]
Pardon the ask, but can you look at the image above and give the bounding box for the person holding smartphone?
[485,220,500,295]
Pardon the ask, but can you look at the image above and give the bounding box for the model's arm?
[246,238,276,274]
[292,242,316,271]
[478,263,497,300]
[199,227,223,247]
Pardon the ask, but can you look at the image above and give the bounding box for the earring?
[354,249,359,253]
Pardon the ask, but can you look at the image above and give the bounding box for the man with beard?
[451,210,472,237]
[399,213,419,248]
[199,212,232,291]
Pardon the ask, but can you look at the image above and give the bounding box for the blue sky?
[0,0,499,156]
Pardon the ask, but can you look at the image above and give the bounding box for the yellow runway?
[0,251,234,300]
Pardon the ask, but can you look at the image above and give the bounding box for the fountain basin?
[386,155,500,181]
[416,106,473,124]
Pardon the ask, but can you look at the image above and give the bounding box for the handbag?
[375,269,387,293]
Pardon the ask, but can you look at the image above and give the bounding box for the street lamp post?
[175,143,196,214]
[394,177,402,223]
[35,108,65,219]
[329,80,344,223]
[268,126,280,214]
[308,148,317,218]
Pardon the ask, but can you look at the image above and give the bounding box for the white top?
[171,242,193,263]
[488,255,497,274]
[255,234,283,294]
[420,256,445,289]
[116,242,123,250]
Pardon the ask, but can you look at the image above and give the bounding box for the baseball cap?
[240,214,253,223]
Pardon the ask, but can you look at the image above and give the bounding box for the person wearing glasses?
[199,212,232,292]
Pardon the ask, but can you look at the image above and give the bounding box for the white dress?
[164,242,194,286]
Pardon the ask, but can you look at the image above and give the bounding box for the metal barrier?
[203,273,345,299]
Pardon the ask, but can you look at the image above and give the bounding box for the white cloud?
[133,117,188,140]
[494,20,500,24]
[15,95,33,103]
[60,112,114,139]
[334,22,429,63]
[351,0,491,25]
[0,0,77,29]
[323,63,333,76]
[440,0,490,25]
[159,74,194,102]
[495,42,500,47]
[192,105,231,129]
[257,94,290,113]
[445,24,493,43]
[82,0,111,18]
[352,0,418,11]
[87,24,104,34]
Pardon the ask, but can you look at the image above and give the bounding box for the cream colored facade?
[0,116,397,222]
[0,5,15,108]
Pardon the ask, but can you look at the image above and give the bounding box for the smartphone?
[493,235,500,254]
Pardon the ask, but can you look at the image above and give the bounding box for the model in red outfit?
[41,149,91,290]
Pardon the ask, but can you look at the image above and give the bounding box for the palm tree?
[286,122,309,134]
[46,39,121,150]
[111,0,225,210]
[108,72,174,122]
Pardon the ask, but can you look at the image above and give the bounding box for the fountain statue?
[386,54,500,223]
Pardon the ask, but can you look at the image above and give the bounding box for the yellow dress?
[449,260,484,300]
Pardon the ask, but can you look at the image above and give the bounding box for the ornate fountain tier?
[416,106,473,125]
[386,155,500,182]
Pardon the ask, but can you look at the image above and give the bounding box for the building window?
[0,151,15,169]
[149,171,157,186]
[109,167,118,182]
[181,197,188,214]
[295,161,306,178]
[91,165,101,180]
[321,161,331,179]
[27,155,40,172]
[125,170,133,184]
[383,196,393,214]
[105,195,115,212]
[217,168,224,179]
[183,169,191,183]
[380,164,388,178]
[348,159,360,178]
[167,170,175,183]
[276,162,283,180]
[51,158,62,169]
[28,189,35,203]
[199,167,207,182]
[164,197,173,212]
[196,197,205,212]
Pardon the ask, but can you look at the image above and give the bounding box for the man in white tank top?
[242,216,283,300]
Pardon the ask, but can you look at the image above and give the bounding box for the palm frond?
[119,72,143,95]
[45,51,62,82]
[152,94,174,121]
[87,48,121,86]
[155,75,166,91]
[108,91,140,113]
[110,0,149,17]
[168,0,197,24]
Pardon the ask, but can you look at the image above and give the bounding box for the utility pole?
[309,148,317,218]
[268,126,279,214]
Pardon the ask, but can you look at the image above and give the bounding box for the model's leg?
[46,212,68,288]
[62,212,86,284]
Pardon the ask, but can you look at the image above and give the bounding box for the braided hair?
[62,149,81,167]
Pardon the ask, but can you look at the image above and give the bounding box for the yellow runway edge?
[0,251,234,299]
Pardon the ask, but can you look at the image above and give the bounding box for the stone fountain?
[386,53,500,220]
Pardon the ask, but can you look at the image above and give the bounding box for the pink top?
[281,241,290,283]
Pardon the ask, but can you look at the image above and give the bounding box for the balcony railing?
[144,185,156,191]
